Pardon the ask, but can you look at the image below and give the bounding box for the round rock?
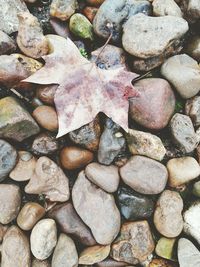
[153,0,182,17]
[79,245,110,265]
[178,238,200,267]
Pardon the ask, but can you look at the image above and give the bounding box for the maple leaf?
[24,35,139,138]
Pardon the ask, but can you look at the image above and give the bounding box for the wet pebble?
[31,133,59,155]
[79,245,110,265]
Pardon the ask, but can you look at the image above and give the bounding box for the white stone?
[153,0,182,17]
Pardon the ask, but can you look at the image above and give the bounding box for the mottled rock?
[48,202,96,246]
[32,259,51,267]
[126,129,166,161]
[0,0,28,34]
[85,162,120,193]
[167,157,200,187]
[183,202,200,244]
[10,151,36,181]
[129,78,175,130]
[149,258,177,267]
[79,245,110,265]
[50,18,71,38]
[17,12,49,59]
[117,186,154,220]
[120,156,168,195]
[94,0,151,41]
[161,54,200,99]
[178,238,200,267]
[31,133,59,155]
[1,226,31,267]
[0,30,16,55]
[36,84,57,106]
[69,13,93,40]
[60,146,94,170]
[0,139,17,182]
[95,259,127,267]
[0,184,21,224]
[50,0,78,21]
[111,221,155,265]
[170,113,199,153]
[83,6,98,22]
[69,117,101,151]
[155,237,176,260]
[17,202,45,231]
[25,156,70,202]
[186,36,200,61]
[0,97,40,141]
[154,190,183,238]
[185,96,200,127]
[193,181,200,197]
[98,118,126,165]
[31,219,57,260]
[52,233,78,267]
[72,171,121,245]
[122,14,188,58]
[153,0,182,17]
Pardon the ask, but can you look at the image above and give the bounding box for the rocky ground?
[0,0,200,266]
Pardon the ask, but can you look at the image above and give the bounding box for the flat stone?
[153,0,182,17]
[50,0,78,21]
[0,139,18,182]
[154,190,183,238]
[52,233,78,267]
[178,238,200,267]
[25,156,70,202]
[79,245,110,265]
[155,237,176,260]
[48,202,96,246]
[72,171,121,245]
[0,97,40,141]
[120,155,168,195]
[85,162,120,193]
[185,96,200,127]
[0,30,16,55]
[0,184,21,224]
[161,54,200,99]
[117,186,154,220]
[31,133,59,156]
[31,219,57,260]
[167,157,200,187]
[170,113,199,153]
[0,0,29,34]
[129,78,175,130]
[126,129,166,161]
[122,14,188,58]
[32,259,51,267]
[111,221,155,265]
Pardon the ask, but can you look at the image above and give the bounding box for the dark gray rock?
[31,133,59,155]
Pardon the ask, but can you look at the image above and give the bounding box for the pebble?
[31,219,57,260]
[52,233,78,267]
[161,54,200,99]
[193,181,200,197]
[33,105,58,132]
[72,171,121,245]
[1,226,31,267]
[187,0,200,22]
[186,36,200,61]
[83,6,98,23]
[170,113,199,153]
[31,133,59,155]
[155,237,176,260]
[0,184,21,224]
[0,30,16,55]
[126,129,166,161]
[36,84,57,106]
[178,238,200,267]
[86,0,105,6]
[48,202,96,246]
[93,0,151,41]
[183,201,200,244]
[69,117,101,151]
[69,13,94,40]
[120,155,168,195]
[17,12,49,59]
[85,162,120,193]
[122,14,188,58]
[25,156,70,202]
[50,18,71,38]
[50,0,78,21]
[111,221,155,265]
[129,78,175,130]
[167,157,200,187]
[154,190,183,238]
[95,259,127,267]
[0,0,28,34]
[0,139,18,182]
[185,96,200,127]
[117,186,154,220]
[149,258,176,267]
[0,224,8,242]
[98,118,126,165]
[79,245,110,265]
[17,202,45,231]
[10,151,36,182]
[0,96,40,141]
[32,259,51,267]
[60,146,94,170]
[153,0,182,17]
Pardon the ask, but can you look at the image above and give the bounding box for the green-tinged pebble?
[193,181,200,197]
[155,237,176,260]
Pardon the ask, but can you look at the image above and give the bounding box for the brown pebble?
[33,105,58,132]
[0,224,8,242]
[17,202,45,231]
[60,146,94,170]
[83,6,98,22]
[86,0,105,6]
[36,85,58,106]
